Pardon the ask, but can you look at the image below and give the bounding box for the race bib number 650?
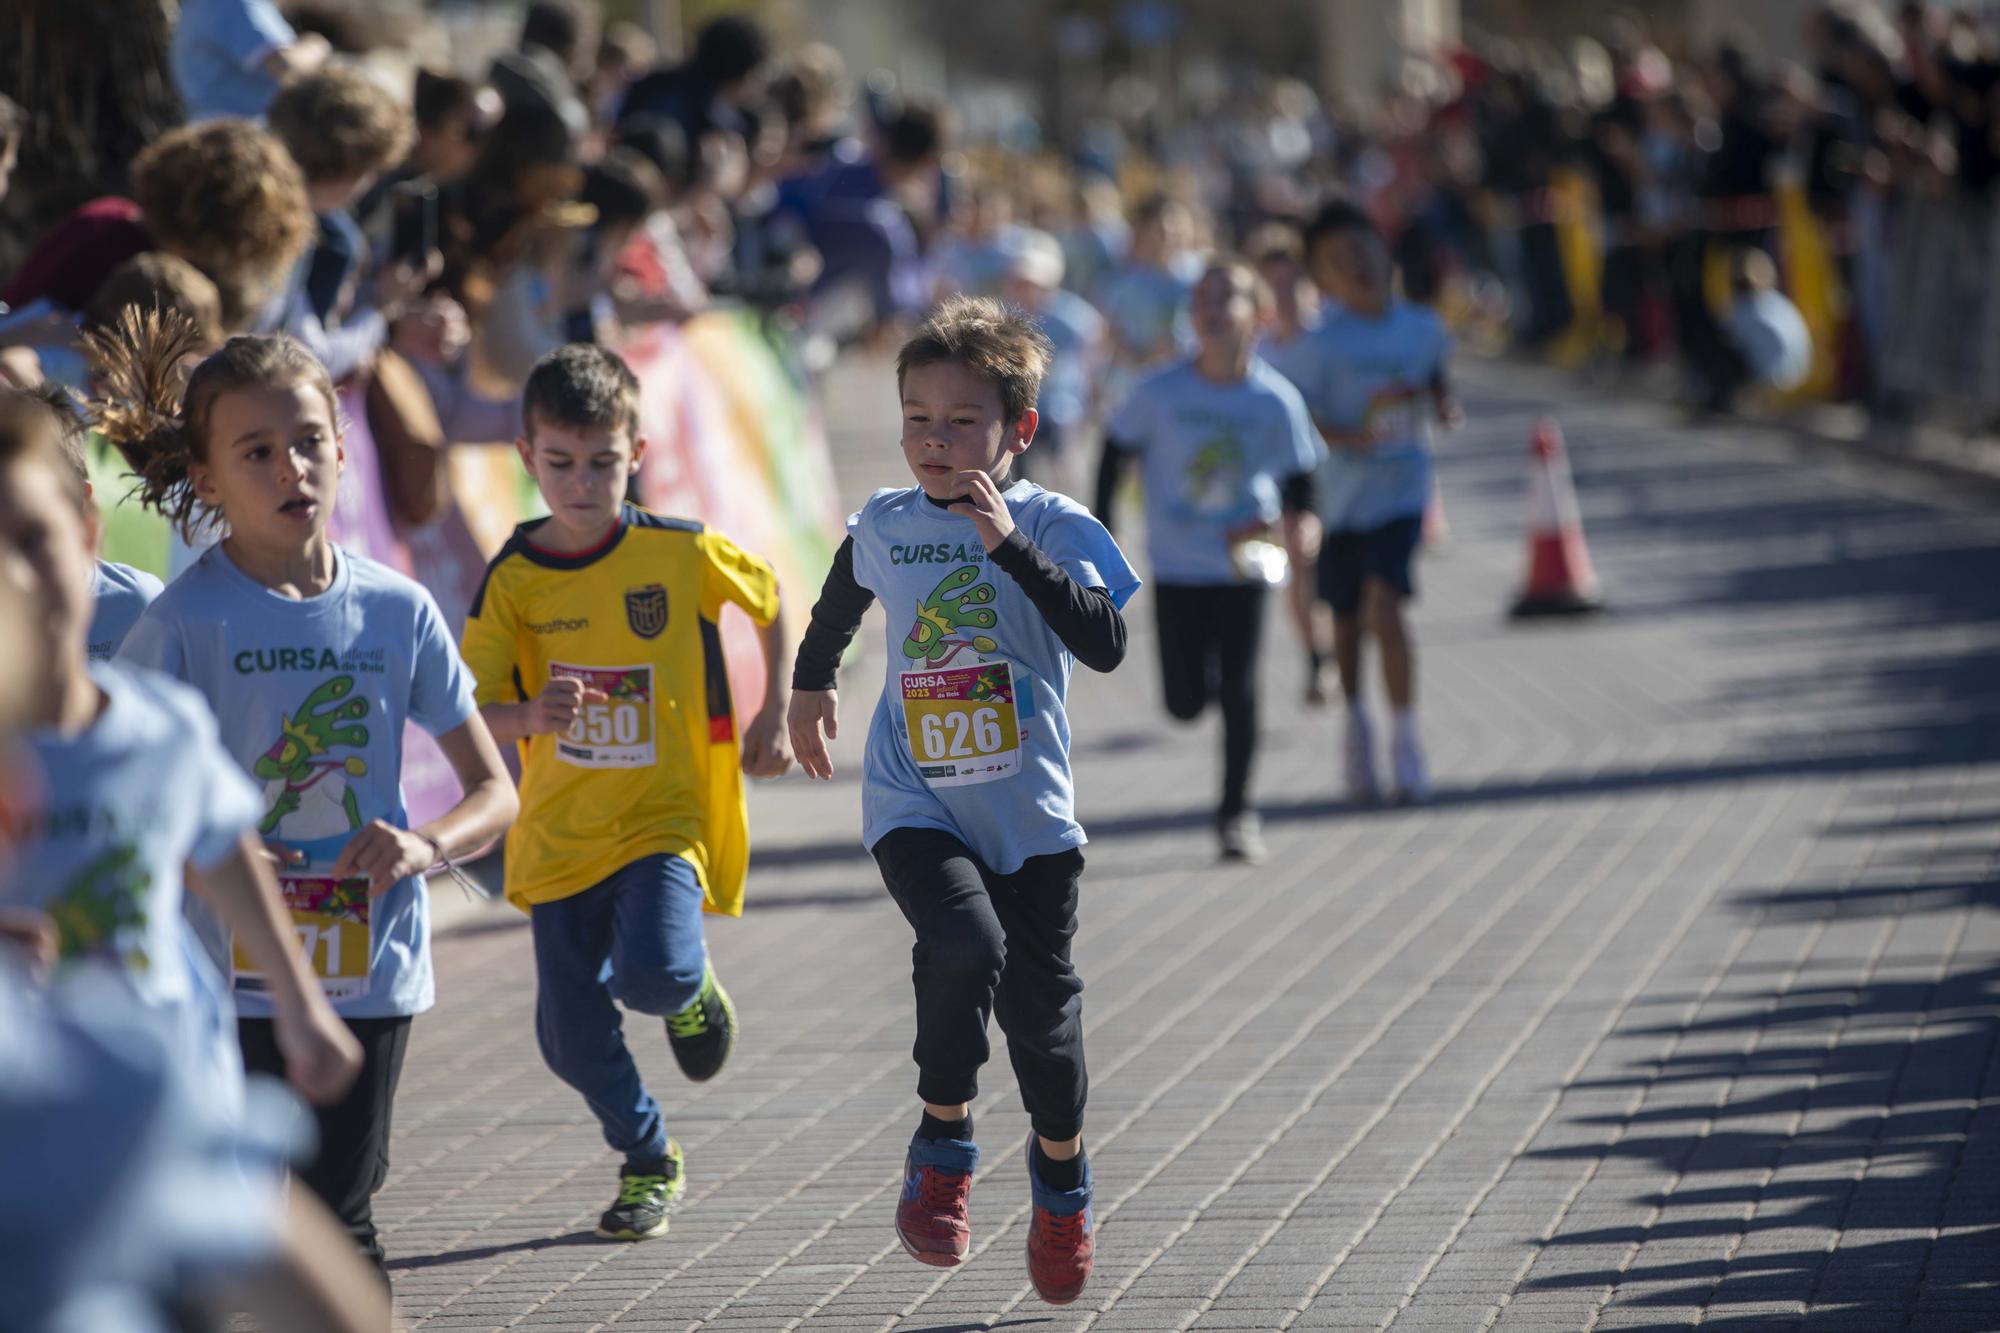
[552,663,657,768]
[900,660,1021,787]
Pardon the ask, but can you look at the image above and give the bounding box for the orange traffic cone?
[1510,418,1603,618]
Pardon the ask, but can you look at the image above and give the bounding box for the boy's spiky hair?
[896,296,1052,424]
[521,343,642,441]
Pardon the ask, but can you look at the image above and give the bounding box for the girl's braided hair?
[85,307,338,539]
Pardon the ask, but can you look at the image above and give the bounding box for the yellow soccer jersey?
[460,505,780,913]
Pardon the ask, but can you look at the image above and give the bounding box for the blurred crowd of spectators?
[6,0,2000,519]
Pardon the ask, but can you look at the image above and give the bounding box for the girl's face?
[0,456,98,663]
[191,378,344,554]
[1190,268,1260,351]
[899,360,1033,500]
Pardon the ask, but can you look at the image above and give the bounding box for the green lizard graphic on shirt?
[48,844,152,970]
[903,565,1000,667]
[1183,434,1244,513]
[254,676,371,839]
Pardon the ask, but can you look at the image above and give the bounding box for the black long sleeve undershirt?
[986,528,1127,672]
[791,531,1128,692]
[791,537,874,692]
[1093,437,1131,535]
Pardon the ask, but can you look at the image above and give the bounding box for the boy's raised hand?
[741,703,794,778]
[532,675,608,736]
[787,688,840,780]
[946,470,1017,552]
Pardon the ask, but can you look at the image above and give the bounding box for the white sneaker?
[1344,710,1380,803]
[1391,724,1431,804]
[1218,812,1266,864]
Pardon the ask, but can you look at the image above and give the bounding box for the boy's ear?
[628,434,649,471]
[1008,408,1039,455]
[514,436,535,471]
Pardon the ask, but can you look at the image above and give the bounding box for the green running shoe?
[665,961,737,1082]
[596,1141,685,1240]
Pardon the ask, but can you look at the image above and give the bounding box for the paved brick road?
[370,358,2000,1331]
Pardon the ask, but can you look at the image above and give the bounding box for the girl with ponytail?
[92,311,519,1274]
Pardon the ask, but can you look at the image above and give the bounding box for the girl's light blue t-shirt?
[1108,358,1325,586]
[117,544,478,1018]
[850,482,1140,874]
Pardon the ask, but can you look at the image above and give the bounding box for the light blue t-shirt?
[1060,219,1129,298]
[1254,315,1324,397]
[1297,301,1451,532]
[117,544,478,1018]
[0,960,301,1333]
[1033,289,1106,433]
[9,663,261,1013]
[89,561,165,663]
[170,0,295,122]
[1108,358,1325,586]
[1093,256,1198,364]
[849,482,1140,873]
[933,230,1021,300]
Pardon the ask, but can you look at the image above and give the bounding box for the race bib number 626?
[900,660,1021,787]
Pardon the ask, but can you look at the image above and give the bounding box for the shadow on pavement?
[1520,862,2000,1323]
[385,1230,604,1270]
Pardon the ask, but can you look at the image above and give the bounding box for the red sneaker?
[896,1134,978,1267]
[1026,1140,1094,1304]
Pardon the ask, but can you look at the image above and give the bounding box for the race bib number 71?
[900,660,1021,787]
[233,875,372,1002]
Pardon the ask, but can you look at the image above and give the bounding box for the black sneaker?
[596,1141,685,1240]
[665,961,737,1082]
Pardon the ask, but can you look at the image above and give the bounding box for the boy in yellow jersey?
[460,344,792,1240]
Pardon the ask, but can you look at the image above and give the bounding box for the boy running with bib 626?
[790,296,1139,1304]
